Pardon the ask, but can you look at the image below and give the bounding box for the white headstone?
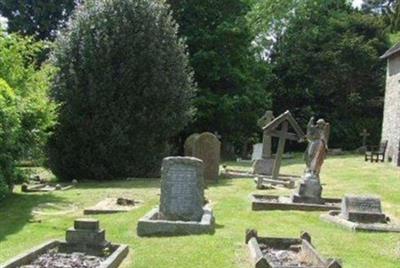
[251,143,263,161]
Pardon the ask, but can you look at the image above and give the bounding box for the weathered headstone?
[184,133,200,156]
[251,143,263,161]
[192,132,221,181]
[340,195,386,223]
[159,157,204,221]
[258,110,274,159]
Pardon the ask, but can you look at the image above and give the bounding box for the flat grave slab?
[252,194,341,211]
[21,183,74,193]
[84,197,142,215]
[137,205,215,236]
[321,195,400,232]
[0,219,129,268]
[245,229,342,268]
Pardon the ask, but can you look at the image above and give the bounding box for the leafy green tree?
[167,0,272,154]
[0,78,19,200]
[0,33,57,163]
[48,0,195,180]
[0,0,76,39]
[270,0,389,149]
[362,0,400,32]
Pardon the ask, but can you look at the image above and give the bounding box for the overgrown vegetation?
[47,0,195,181]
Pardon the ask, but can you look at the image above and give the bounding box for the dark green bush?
[48,0,195,180]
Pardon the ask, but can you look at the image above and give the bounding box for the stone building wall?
[381,53,400,166]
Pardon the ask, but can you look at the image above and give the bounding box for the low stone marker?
[245,229,342,268]
[321,195,400,232]
[0,219,129,268]
[84,197,142,215]
[21,183,74,193]
[137,157,215,236]
[184,132,221,182]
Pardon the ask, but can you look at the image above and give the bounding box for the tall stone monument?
[184,132,221,182]
[292,117,330,204]
[252,111,275,174]
[160,157,204,221]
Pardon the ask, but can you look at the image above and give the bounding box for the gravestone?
[251,143,263,161]
[340,195,386,223]
[184,133,199,156]
[192,132,221,181]
[159,157,204,221]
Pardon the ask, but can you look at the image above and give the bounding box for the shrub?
[48,0,195,180]
[0,78,19,200]
[0,32,58,164]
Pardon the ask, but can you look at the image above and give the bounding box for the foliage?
[0,32,58,163]
[267,0,389,149]
[0,0,76,40]
[167,0,272,154]
[48,0,195,181]
[0,32,56,200]
[362,0,400,32]
[0,79,18,200]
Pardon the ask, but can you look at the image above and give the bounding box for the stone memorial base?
[1,219,129,268]
[252,194,341,211]
[84,198,142,215]
[245,229,342,268]
[321,211,400,232]
[291,179,323,204]
[137,205,215,236]
[252,158,274,175]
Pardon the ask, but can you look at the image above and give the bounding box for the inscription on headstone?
[160,157,204,221]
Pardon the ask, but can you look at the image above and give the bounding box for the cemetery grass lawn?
[1,154,400,268]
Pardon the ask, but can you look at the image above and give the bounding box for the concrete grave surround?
[0,219,129,268]
[321,195,400,232]
[184,132,221,181]
[245,229,342,268]
[381,45,400,166]
[137,156,215,236]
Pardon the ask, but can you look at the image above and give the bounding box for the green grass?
[1,154,400,267]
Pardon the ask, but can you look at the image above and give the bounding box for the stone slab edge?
[0,240,59,268]
[137,206,215,237]
[321,212,400,233]
[0,241,129,268]
[251,194,341,211]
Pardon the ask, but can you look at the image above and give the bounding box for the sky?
[353,0,364,8]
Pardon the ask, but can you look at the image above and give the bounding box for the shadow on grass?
[0,192,67,242]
